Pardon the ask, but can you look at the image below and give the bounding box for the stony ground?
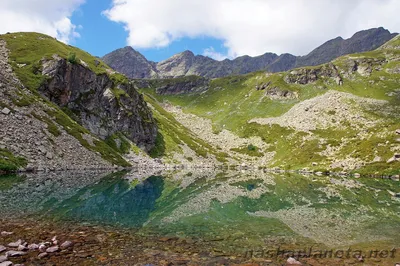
[163,104,274,165]
[249,90,386,131]
[1,219,397,266]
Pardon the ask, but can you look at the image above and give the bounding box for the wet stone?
[0,256,7,263]
[8,239,22,248]
[5,250,27,257]
[38,252,48,259]
[46,246,60,253]
[0,246,6,253]
[60,241,73,249]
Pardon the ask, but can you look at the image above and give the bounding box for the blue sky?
[70,0,228,62]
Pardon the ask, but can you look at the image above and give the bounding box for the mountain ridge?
[103,27,398,79]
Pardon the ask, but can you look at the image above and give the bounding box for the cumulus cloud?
[104,0,400,58]
[0,0,85,43]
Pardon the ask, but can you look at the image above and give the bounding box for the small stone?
[17,245,28,251]
[1,108,10,115]
[46,246,59,253]
[0,246,6,253]
[396,129,400,135]
[0,232,13,236]
[46,152,53,159]
[5,250,27,257]
[60,241,73,249]
[0,256,7,263]
[27,244,39,250]
[39,244,47,252]
[38,146,46,154]
[354,173,361,178]
[387,157,396,163]
[8,239,22,248]
[38,252,48,259]
[373,156,382,162]
[287,257,302,265]
[0,261,12,266]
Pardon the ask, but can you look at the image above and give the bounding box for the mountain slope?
[103,27,397,79]
[138,35,400,175]
[0,32,159,171]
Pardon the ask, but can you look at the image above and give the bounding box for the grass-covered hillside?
[139,36,400,175]
[0,32,151,171]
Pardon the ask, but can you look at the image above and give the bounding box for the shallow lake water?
[1,170,399,265]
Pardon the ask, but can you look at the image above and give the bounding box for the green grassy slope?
[0,32,132,167]
[144,95,229,163]
[139,36,400,174]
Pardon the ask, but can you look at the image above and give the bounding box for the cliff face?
[103,27,397,79]
[39,56,158,151]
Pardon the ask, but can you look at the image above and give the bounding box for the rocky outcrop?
[155,76,209,95]
[103,27,397,79]
[39,55,158,151]
[284,63,342,85]
[0,40,113,171]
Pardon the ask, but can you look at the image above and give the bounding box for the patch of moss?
[105,132,132,154]
[0,148,27,172]
[231,144,264,157]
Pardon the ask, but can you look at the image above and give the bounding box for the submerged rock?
[60,241,73,249]
[46,246,59,253]
[27,244,39,250]
[0,256,7,263]
[38,252,48,259]
[8,239,22,248]
[5,250,27,257]
[286,257,302,265]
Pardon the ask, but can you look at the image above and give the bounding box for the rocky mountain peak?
[102,27,398,79]
[102,46,157,79]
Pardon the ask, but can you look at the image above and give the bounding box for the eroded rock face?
[284,63,342,85]
[155,76,209,95]
[39,56,157,151]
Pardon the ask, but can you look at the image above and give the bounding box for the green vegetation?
[45,107,130,167]
[0,148,27,172]
[136,38,400,172]
[67,52,77,64]
[1,32,111,91]
[145,94,228,162]
[31,112,61,137]
[231,144,263,157]
[105,132,140,155]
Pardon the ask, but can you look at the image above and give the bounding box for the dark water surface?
[1,170,400,264]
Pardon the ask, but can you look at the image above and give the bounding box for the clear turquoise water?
[1,170,399,254]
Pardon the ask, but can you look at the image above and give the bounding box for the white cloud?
[203,47,228,61]
[0,0,85,43]
[104,0,400,58]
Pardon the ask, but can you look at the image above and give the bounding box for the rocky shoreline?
[1,219,396,266]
